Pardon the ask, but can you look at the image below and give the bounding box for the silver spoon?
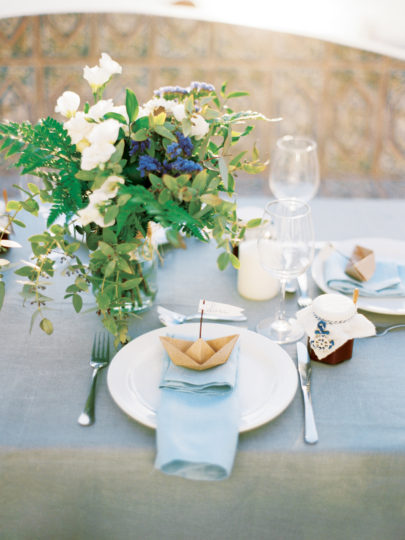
[157,305,247,326]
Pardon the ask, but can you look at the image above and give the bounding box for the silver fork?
[78,333,110,426]
[375,324,405,337]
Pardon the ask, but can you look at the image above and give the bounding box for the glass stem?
[278,278,287,322]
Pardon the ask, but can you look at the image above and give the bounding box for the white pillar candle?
[237,239,280,300]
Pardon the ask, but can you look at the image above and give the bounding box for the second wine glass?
[256,199,314,344]
[269,135,319,202]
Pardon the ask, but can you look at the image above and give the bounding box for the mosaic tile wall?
[1,12,405,195]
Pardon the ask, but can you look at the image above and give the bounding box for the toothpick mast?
[199,299,205,339]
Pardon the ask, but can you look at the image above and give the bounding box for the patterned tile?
[273,33,326,61]
[323,69,381,176]
[271,68,324,141]
[97,14,151,59]
[0,17,34,59]
[155,17,210,58]
[105,66,151,105]
[0,66,35,122]
[379,69,405,178]
[328,42,384,63]
[42,66,90,118]
[40,14,92,58]
[213,24,271,61]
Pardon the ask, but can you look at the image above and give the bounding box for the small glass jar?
[308,294,356,365]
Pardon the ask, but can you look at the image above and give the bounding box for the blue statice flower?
[175,131,193,157]
[189,81,215,93]
[139,155,163,177]
[129,139,150,156]
[153,85,189,98]
[166,142,182,159]
[170,157,203,174]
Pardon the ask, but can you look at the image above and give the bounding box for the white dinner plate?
[312,237,405,315]
[107,323,298,433]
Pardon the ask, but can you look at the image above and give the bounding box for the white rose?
[83,65,111,92]
[81,142,116,170]
[55,91,80,118]
[98,175,125,199]
[64,112,93,145]
[87,99,115,121]
[172,103,186,122]
[99,53,122,77]
[190,114,209,139]
[88,118,120,145]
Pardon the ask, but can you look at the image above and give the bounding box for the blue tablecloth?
[1,198,405,540]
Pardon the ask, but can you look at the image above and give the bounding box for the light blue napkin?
[154,334,240,481]
[324,251,405,296]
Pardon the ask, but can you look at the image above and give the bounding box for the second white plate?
[107,323,298,433]
[312,237,405,315]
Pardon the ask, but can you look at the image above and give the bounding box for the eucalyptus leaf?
[104,259,116,277]
[103,112,128,124]
[39,318,53,335]
[72,293,83,313]
[126,88,139,123]
[132,128,149,141]
[98,241,115,257]
[97,291,111,311]
[217,251,230,270]
[200,194,222,207]
[154,126,177,141]
[229,252,240,269]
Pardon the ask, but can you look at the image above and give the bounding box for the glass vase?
[92,240,158,314]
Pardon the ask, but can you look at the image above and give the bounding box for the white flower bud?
[88,118,120,145]
[55,91,80,118]
[99,53,122,77]
[99,175,125,199]
[80,142,116,171]
[172,103,186,122]
[87,99,115,121]
[83,65,111,92]
[190,113,209,139]
[63,112,93,145]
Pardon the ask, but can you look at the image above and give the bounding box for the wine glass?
[269,135,320,202]
[269,135,319,297]
[256,199,314,344]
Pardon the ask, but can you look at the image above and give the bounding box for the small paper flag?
[198,299,244,317]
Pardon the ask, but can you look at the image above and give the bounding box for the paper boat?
[345,245,375,282]
[160,334,239,371]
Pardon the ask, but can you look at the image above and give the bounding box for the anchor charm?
[310,320,335,352]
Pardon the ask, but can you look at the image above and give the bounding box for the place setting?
[1,52,404,486]
[106,299,298,479]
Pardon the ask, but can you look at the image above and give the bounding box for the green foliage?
[0,56,273,346]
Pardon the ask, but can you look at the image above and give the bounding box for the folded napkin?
[155,333,240,481]
[324,251,405,297]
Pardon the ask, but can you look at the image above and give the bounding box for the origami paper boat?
[159,334,239,371]
[345,245,375,282]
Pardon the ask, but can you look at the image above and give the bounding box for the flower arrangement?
[0,53,270,344]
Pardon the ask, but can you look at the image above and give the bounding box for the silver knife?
[296,341,318,444]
